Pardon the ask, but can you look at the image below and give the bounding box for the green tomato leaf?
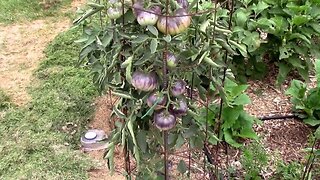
[111,90,134,99]
[121,55,133,68]
[147,25,158,37]
[113,106,126,119]
[288,33,311,45]
[200,20,210,32]
[163,35,171,42]
[315,127,320,139]
[235,8,249,27]
[125,56,133,84]
[137,131,147,153]
[175,134,185,149]
[310,23,320,34]
[131,34,149,43]
[150,39,158,54]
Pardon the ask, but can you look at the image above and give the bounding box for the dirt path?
[0,0,86,106]
[0,19,70,105]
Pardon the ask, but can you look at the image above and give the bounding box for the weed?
[273,161,302,180]
[240,141,268,179]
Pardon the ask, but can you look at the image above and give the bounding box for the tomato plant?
[74,0,258,177]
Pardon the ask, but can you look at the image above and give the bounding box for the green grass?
[0,27,98,179]
[0,0,72,24]
[0,89,11,110]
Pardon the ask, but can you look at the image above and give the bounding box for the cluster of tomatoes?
[106,0,191,35]
[132,71,188,131]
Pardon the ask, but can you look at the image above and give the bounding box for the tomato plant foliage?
[71,0,320,177]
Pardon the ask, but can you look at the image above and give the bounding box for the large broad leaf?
[285,79,307,99]
[231,84,249,97]
[288,33,311,45]
[252,1,269,15]
[279,46,291,60]
[234,94,251,105]
[242,31,261,53]
[276,62,291,85]
[315,59,320,84]
[304,118,320,126]
[222,106,242,129]
[292,15,310,26]
[224,129,242,148]
[235,8,250,27]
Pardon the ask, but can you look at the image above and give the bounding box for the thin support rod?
[164,131,169,180]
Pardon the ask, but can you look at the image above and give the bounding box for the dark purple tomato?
[171,80,186,97]
[154,111,176,131]
[132,71,158,91]
[171,98,188,116]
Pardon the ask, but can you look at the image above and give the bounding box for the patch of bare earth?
[0,19,70,105]
[87,95,126,180]
[245,68,314,162]
[0,0,86,106]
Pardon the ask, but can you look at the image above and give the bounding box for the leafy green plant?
[273,161,302,179]
[240,141,269,179]
[302,128,320,179]
[286,59,320,127]
[231,0,320,84]
[195,78,258,147]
